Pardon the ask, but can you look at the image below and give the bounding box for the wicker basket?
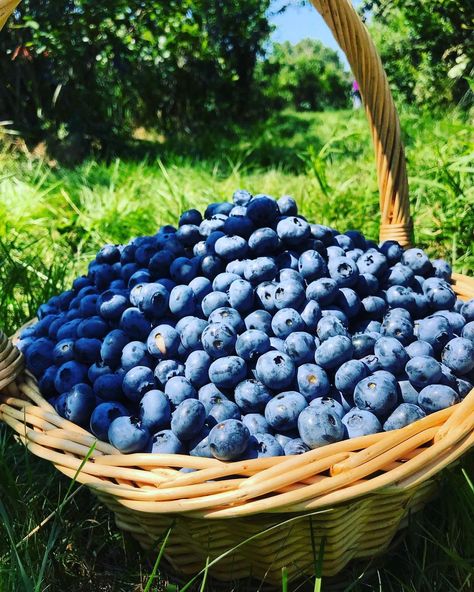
[0,331,24,390]
[1,0,473,586]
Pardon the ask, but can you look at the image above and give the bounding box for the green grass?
[0,107,473,591]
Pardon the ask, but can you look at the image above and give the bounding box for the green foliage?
[0,0,271,150]
[257,39,350,111]
[362,0,474,108]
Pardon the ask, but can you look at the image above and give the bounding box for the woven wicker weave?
[0,0,473,585]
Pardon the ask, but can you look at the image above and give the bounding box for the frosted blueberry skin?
[149,430,185,454]
[265,391,307,432]
[164,376,197,407]
[242,413,271,435]
[208,419,250,461]
[234,380,272,413]
[374,337,409,375]
[108,416,150,454]
[90,401,129,441]
[353,373,398,419]
[418,384,459,414]
[441,337,474,375]
[171,399,206,441]
[256,351,296,390]
[208,356,247,389]
[201,323,237,359]
[342,408,382,438]
[298,406,345,449]
[335,360,368,394]
[139,390,171,433]
[405,356,443,388]
[314,335,353,370]
[383,403,426,431]
[309,397,345,419]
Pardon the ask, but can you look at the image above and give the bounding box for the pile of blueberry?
[18,191,474,461]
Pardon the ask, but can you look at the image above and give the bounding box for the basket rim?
[2,270,473,520]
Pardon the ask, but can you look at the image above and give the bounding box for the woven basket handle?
[310,0,412,246]
[0,0,413,246]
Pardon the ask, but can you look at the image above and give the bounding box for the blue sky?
[269,1,361,69]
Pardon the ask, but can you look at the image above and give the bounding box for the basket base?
[97,479,437,586]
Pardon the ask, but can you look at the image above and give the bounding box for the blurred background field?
[0,0,473,590]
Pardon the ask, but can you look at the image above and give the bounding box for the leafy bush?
[362,0,473,109]
[0,0,271,151]
[257,39,350,111]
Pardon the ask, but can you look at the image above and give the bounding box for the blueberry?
[164,376,197,407]
[379,240,403,264]
[228,279,254,312]
[147,325,180,359]
[90,402,129,441]
[201,323,237,358]
[314,335,353,370]
[214,235,248,260]
[248,227,279,255]
[208,356,247,388]
[328,256,359,288]
[122,366,155,402]
[271,308,304,338]
[93,371,124,401]
[418,315,454,353]
[209,419,250,461]
[385,286,415,311]
[426,284,456,311]
[306,278,338,305]
[284,438,310,455]
[244,257,278,283]
[54,361,88,394]
[170,256,200,283]
[77,316,109,339]
[383,403,426,431]
[256,351,296,390]
[270,337,286,352]
[244,309,272,333]
[461,299,474,323]
[255,281,277,312]
[176,224,201,247]
[342,408,382,437]
[222,215,254,239]
[234,379,272,413]
[441,337,474,375]
[179,317,208,351]
[405,356,443,388]
[53,339,75,365]
[356,250,388,277]
[189,276,212,303]
[457,378,473,398]
[25,338,55,378]
[121,341,152,372]
[198,383,228,414]
[58,383,95,426]
[236,330,271,361]
[284,331,315,364]
[38,365,58,398]
[406,340,435,358]
[242,413,271,435]
[462,321,474,344]
[317,315,349,342]
[128,270,151,289]
[418,384,459,413]
[244,434,284,458]
[398,379,419,404]
[265,391,307,431]
[179,209,203,226]
[232,189,253,206]
[374,337,409,374]
[168,285,195,318]
[246,196,280,228]
[171,399,206,440]
[356,273,379,297]
[354,373,398,418]
[381,316,414,345]
[208,307,244,333]
[56,318,82,341]
[401,248,432,276]
[335,360,368,394]
[149,430,185,454]
[201,291,229,317]
[298,250,327,281]
[138,390,171,432]
[433,311,466,335]
[297,363,330,400]
[139,283,170,318]
[351,333,377,359]
[309,396,345,419]
[120,307,152,340]
[189,427,213,458]
[383,264,414,288]
[184,350,212,387]
[298,406,344,448]
[108,416,149,453]
[149,250,174,276]
[208,400,241,423]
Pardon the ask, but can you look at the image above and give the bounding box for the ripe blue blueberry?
[354,373,398,418]
[234,379,272,413]
[383,403,426,431]
[284,332,315,364]
[248,227,279,255]
[90,401,129,441]
[273,281,305,310]
[171,399,206,440]
[271,308,305,338]
[93,370,124,401]
[208,307,244,333]
[328,256,359,288]
[121,341,152,372]
[306,278,338,305]
[342,409,382,437]
[149,430,185,454]
[256,351,296,390]
[418,384,459,413]
[298,406,344,448]
[374,337,409,374]
[228,279,254,312]
[244,257,278,283]
[147,325,180,359]
[184,350,212,387]
[244,434,284,458]
[208,419,250,461]
[179,317,208,351]
[201,323,237,358]
[208,356,247,388]
[441,337,474,375]
[244,309,272,333]
[335,360,368,394]
[108,416,149,453]
[314,335,353,370]
[139,390,171,432]
[54,361,88,394]
[309,396,345,419]
[122,366,155,402]
[405,356,443,388]
[265,391,307,431]
[236,330,271,361]
[208,400,241,424]
[164,376,197,407]
[242,413,271,435]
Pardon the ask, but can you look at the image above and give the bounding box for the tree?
[361,0,474,108]
[0,0,272,150]
[257,39,350,111]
